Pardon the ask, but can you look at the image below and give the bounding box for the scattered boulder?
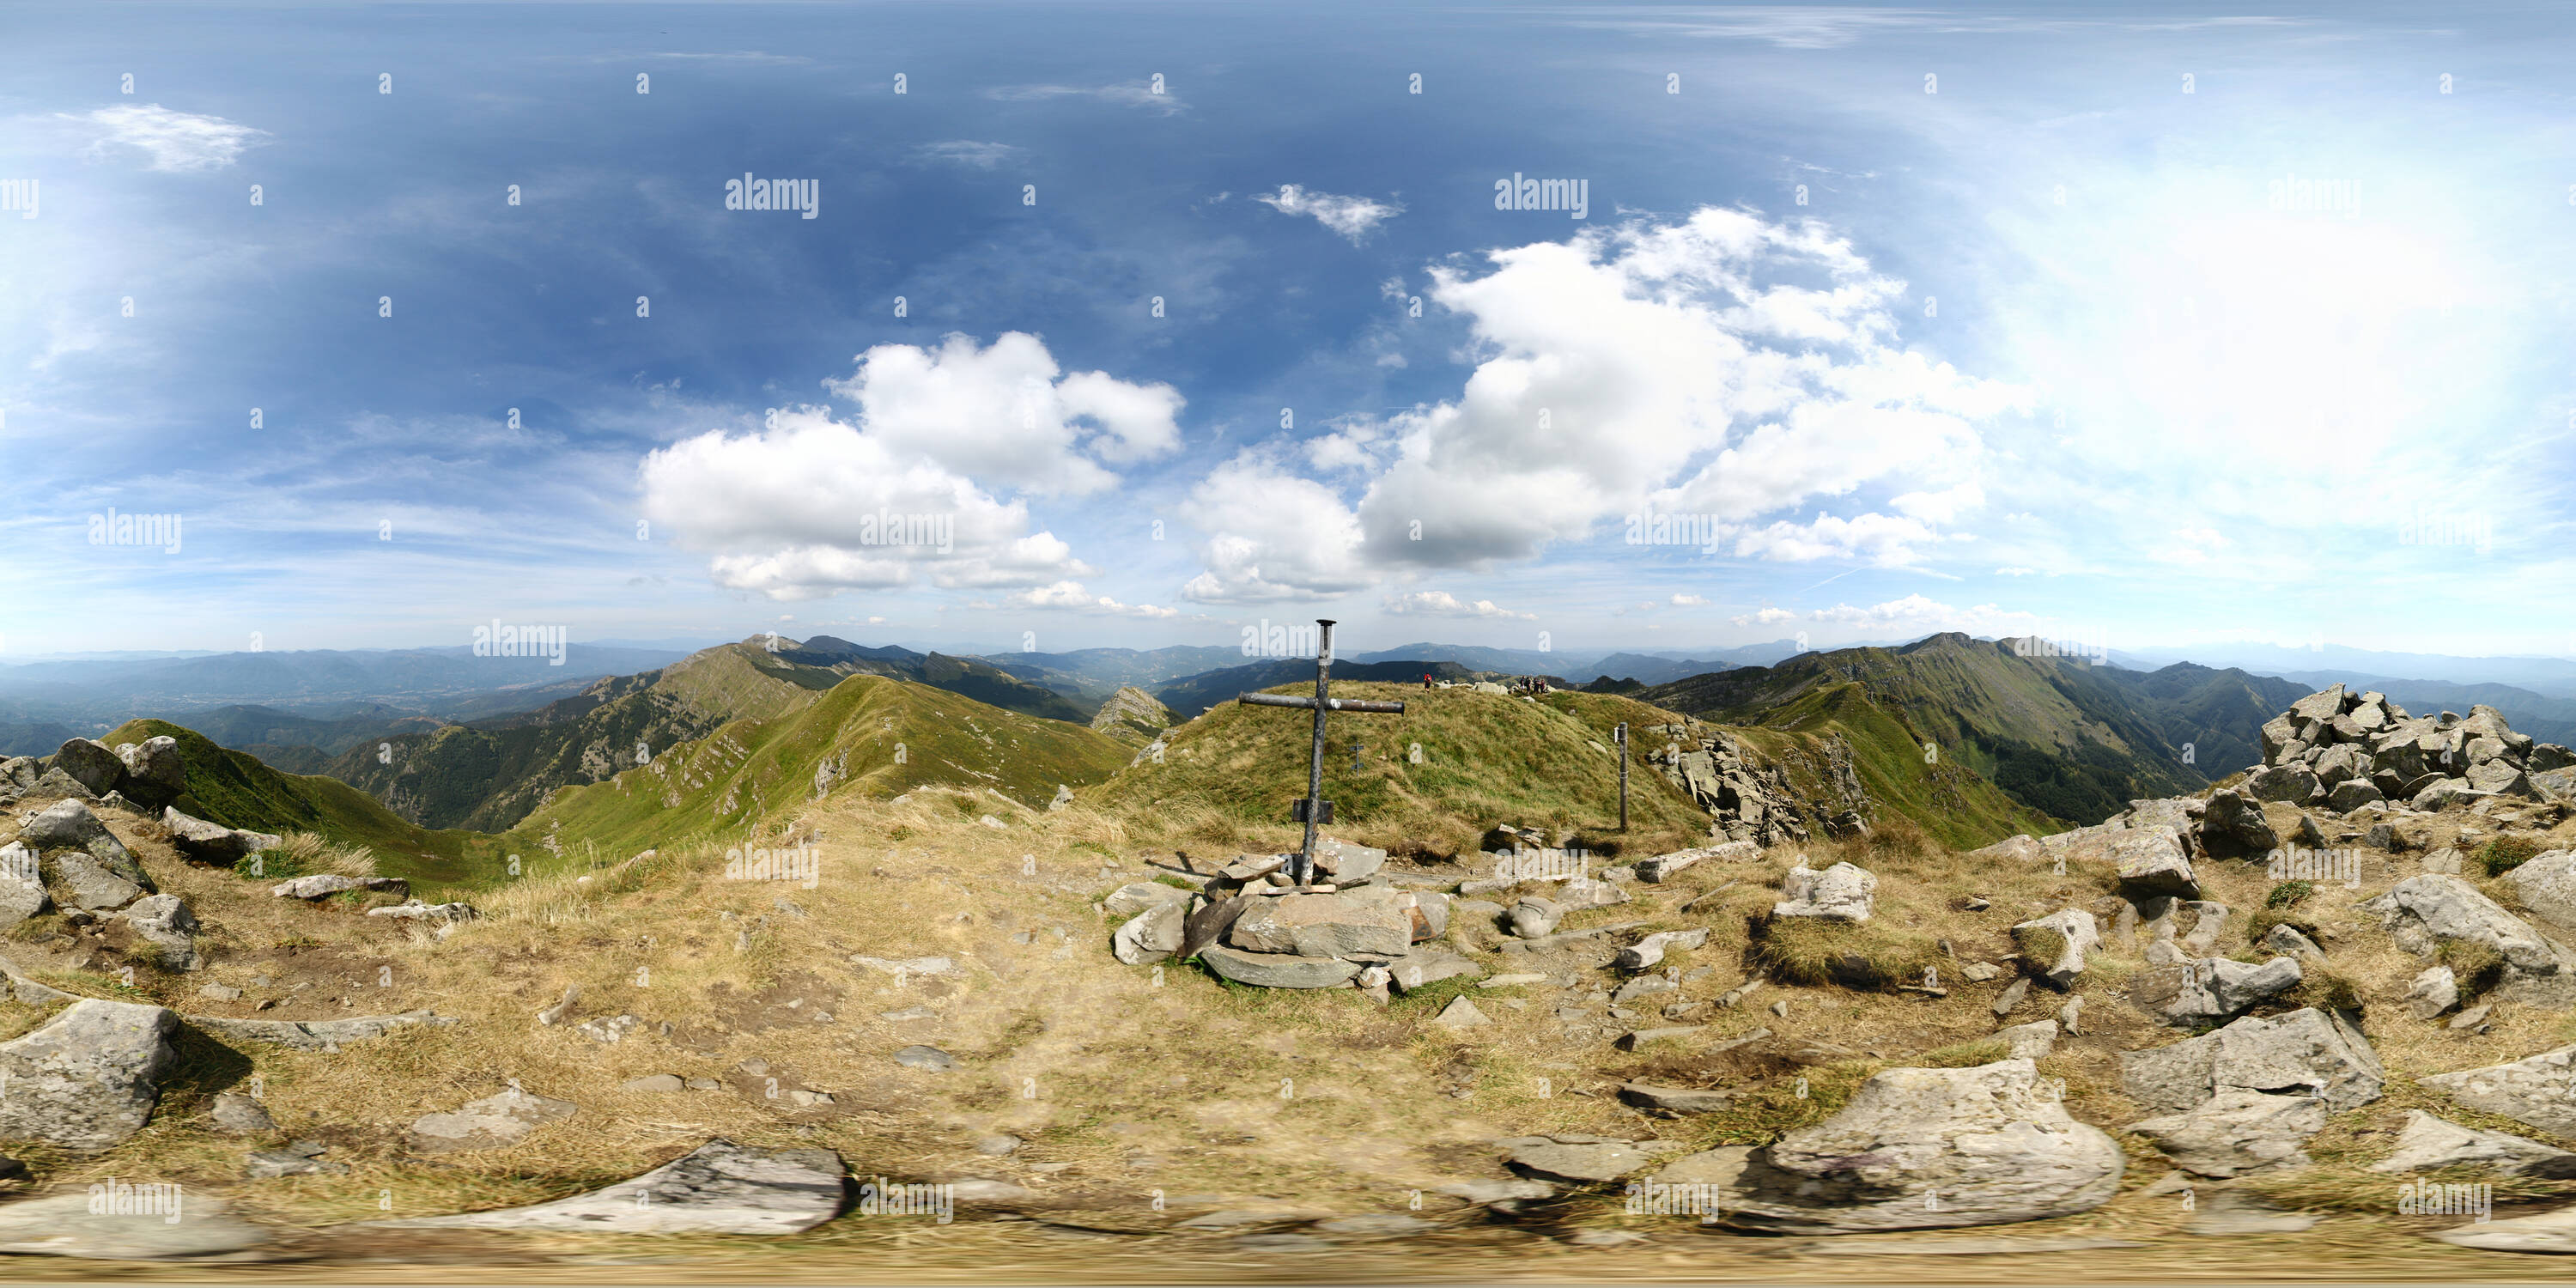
[2120,1008,2383,1114]
[1718,1059,2123,1233]
[368,901,478,922]
[2325,778,2385,812]
[1619,1084,1734,1114]
[2196,790,2278,859]
[1199,945,1361,989]
[1309,836,1387,883]
[1388,949,1482,993]
[1772,860,1876,922]
[0,999,180,1153]
[2132,956,2301,1026]
[112,894,203,971]
[1614,928,1710,971]
[2000,1020,2057,1060]
[2407,965,2461,1020]
[2126,1090,2325,1177]
[2111,830,2200,899]
[270,873,408,901]
[1967,834,2046,864]
[2422,1046,2576,1137]
[46,849,148,912]
[1507,896,1563,939]
[0,847,51,930]
[161,808,282,866]
[49,738,125,797]
[1636,841,1756,882]
[372,1139,845,1234]
[2012,909,2100,987]
[1431,996,1492,1030]
[20,799,147,879]
[893,1045,958,1072]
[2372,1109,2576,1178]
[209,1091,276,1134]
[1112,901,1187,965]
[407,1089,578,1152]
[113,737,187,809]
[2504,850,2576,932]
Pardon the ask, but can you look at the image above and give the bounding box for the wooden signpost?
[1236,619,1406,886]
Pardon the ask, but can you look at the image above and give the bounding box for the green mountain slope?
[1641,634,2299,825]
[101,719,501,887]
[498,671,1134,866]
[1718,682,2062,849]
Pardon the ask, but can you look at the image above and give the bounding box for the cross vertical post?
[1236,618,1406,887]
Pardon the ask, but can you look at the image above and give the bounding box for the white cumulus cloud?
[1382,590,1532,619]
[66,104,269,172]
[1255,185,1403,244]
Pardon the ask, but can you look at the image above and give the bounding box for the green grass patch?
[1751,914,1942,992]
[2267,880,2314,909]
[2476,835,2544,878]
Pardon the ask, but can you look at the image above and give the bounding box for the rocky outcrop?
[2251,688,2547,808]
[49,738,126,797]
[1112,901,1186,965]
[1088,686,1175,744]
[2360,874,2576,991]
[2196,789,2277,859]
[372,1139,845,1233]
[1718,1059,2123,1232]
[0,999,180,1153]
[2111,829,2200,899]
[163,808,283,866]
[1649,724,1862,847]
[2121,1008,2384,1113]
[112,737,188,809]
[2129,956,2302,1026]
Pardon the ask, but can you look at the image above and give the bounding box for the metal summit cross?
[1236,618,1405,887]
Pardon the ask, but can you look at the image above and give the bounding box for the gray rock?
[0,999,180,1153]
[47,849,146,911]
[2408,965,2461,1020]
[2422,1046,2576,1137]
[407,1089,578,1152]
[2372,1109,2576,1178]
[21,800,148,883]
[2135,956,2302,1025]
[2120,1008,2384,1114]
[2257,923,2327,963]
[2197,790,2277,858]
[2186,1188,2319,1236]
[2360,873,2573,976]
[1433,1178,1555,1203]
[1219,854,1289,882]
[1199,945,1363,989]
[1992,976,2031,1018]
[2126,1090,2325,1176]
[30,767,96,800]
[248,1142,349,1177]
[1431,996,1492,1030]
[2013,908,2100,987]
[372,1139,845,1233]
[2288,686,2348,723]
[1508,1139,1647,1182]
[191,1010,453,1051]
[1309,836,1388,882]
[1771,860,1876,922]
[1611,975,1675,1004]
[161,808,282,866]
[2000,1019,2056,1060]
[0,847,51,930]
[2111,829,2200,899]
[1228,892,1410,958]
[894,1044,958,1072]
[114,894,203,971]
[1617,1025,1705,1050]
[114,737,188,808]
[1388,949,1482,993]
[1719,1059,2123,1232]
[2245,764,2323,805]
[1619,1084,1733,1114]
[1103,880,1193,920]
[1556,876,1630,908]
[2505,849,2576,932]
[1966,835,2046,863]
[1636,841,1756,882]
[1112,901,1186,965]
[1614,928,1710,971]
[620,1073,686,1093]
[2326,778,2385,812]
[0,758,34,791]
[50,738,125,797]
[209,1091,275,1133]
[366,901,478,922]
[976,1133,1021,1156]
[1507,896,1563,939]
[269,873,408,901]
[0,1190,269,1260]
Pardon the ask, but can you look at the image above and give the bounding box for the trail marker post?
[1236,619,1406,886]
[1614,721,1630,832]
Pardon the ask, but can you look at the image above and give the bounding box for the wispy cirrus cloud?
[914,140,1023,170]
[985,82,1184,114]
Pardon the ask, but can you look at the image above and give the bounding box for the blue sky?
[4,1,2572,662]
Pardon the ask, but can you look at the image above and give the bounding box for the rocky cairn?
[2251,684,2571,811]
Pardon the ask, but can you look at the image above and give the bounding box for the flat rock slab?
[1199,945,1361,989]
[270,874,408,900]
[2120,1007,2384,1114]
[2421,1045,2576,1137]
[1507,1140,1648,1182]
[0,1191,270,1260]
[0,999,179,1154]
[895,1045,958,1072]
[191,1010,453,1052]
[1620,1084,1733,1114]
[2432,1202,2576,1253]
[368,1139,845,1235]
[2372,1109,2576,1178]
[408,1089,577,1153]
[2126,1090,2324,1177]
